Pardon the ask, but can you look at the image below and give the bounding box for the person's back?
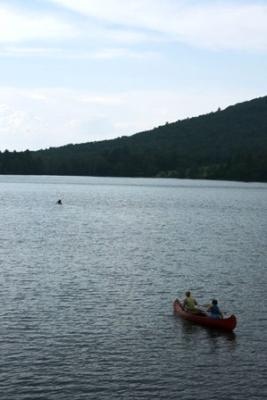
[183,291,197,312]
[208,299,223,319]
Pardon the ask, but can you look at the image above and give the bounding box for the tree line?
[1,95,267,182]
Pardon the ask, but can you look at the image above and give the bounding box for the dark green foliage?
[0,150,43,174]
[0,95,267,181]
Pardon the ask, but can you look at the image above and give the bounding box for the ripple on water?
[0,176,267,400]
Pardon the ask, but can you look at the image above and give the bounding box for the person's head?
[212,299,218,305]
[186,291,191,297]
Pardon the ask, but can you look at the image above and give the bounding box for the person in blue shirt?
[207,299,223,319]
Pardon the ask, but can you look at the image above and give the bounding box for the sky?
[0,0,267,151]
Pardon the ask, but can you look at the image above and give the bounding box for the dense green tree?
[0,95,267,181]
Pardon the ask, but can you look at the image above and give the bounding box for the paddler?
[183,291,198,312]
[207,299,223,319]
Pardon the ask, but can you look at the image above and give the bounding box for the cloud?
[50,0,267,51]
[0,46,62,57]
[90,48,158,60]
[0,2,162,49]
[0,86,264,151]
[0,4,77,43]
[0,87,125,151]
[1,1,267,51]
[0,45,158,60]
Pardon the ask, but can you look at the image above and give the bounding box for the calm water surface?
[0,176,266,400]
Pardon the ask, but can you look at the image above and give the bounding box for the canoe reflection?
[180,318,236,342]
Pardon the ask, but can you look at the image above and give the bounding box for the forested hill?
[1,95,267,181]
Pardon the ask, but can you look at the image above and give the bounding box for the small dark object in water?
[57,199,62,205]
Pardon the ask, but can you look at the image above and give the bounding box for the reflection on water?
[206,327,236,342]
[180,318,235,338]
[179,317,236,341]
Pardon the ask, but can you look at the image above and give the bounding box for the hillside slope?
[1,95,267,181]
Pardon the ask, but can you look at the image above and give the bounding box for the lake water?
[0,175,266,400]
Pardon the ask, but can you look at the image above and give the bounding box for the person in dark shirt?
[207,299,223,319]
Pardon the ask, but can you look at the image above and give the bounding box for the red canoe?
[173,299,237,331]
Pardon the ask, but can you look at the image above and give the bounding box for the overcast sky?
[0,0,267,151]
